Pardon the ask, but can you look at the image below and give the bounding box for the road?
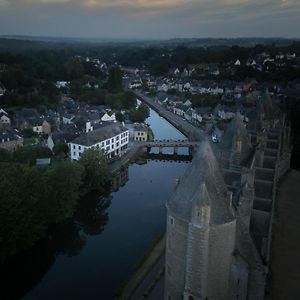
[133,90,207,142]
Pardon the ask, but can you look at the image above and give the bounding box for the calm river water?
[1,109,190,300]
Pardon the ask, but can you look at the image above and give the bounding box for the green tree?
[0,163,47,260]
[53,142,69,155]
[106,66,123,93]
[64,57,84,80]
[44,161,84,223]
[79,148,110,192]
[128,104,150,123]
[116,112,125,122]
[0,149,12,162]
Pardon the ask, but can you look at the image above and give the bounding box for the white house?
[173,104,186,117]
[62,114,75,124]
[0,110,11,126]
[234,59,241,66]
[56,81,69,89]
[32,119,44,134]
[69,123,129,160]
[157,83,169,92]
[134,124,148,142]
[100,111,116,122]
[129,81,142,89]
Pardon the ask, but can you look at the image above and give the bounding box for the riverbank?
[117,234,165,300]
[133,90,206,141]
[109,142,144,174]
[268,169,300,299]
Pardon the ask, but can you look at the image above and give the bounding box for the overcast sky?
[0,0,299,39]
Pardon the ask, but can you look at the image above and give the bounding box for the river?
[1,109,190,300]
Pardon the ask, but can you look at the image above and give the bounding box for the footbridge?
[139,140,199,156]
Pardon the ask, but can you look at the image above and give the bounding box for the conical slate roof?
[167,140,235,224]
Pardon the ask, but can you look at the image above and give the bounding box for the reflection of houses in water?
[111,167,129,192]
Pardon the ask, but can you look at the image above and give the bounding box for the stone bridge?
[139,140,199,155]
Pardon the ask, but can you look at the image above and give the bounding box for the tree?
[53,142,69,155]
[116,112,125,122]
[0,149,12,162]
[0,160,84,261]
[44,161,84,224]
[106,66,123,93]
[79,149,110,192]
[128,104,150,123]
[64,57,84,80]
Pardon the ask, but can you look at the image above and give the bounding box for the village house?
[62,113,76,125]
[129,80,143,89]
[133,124,148,142]
[0,109,11,127]
[56,81,70,89]
[47,130,78,151]
[14,108,40,130]
[0,129,23,152]
[69,122,129,160]
[214,104,237,120]
[192,107,212,124]
[173,103,187,117]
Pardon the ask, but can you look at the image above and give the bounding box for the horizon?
[1,34,299,42]
[0,0,299,39]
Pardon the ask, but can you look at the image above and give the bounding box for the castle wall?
[165,213,188,300]
[206,221,236,299]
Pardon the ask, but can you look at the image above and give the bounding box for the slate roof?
[71,122,127,146]
[167,140,235,225]
[0,129,21,142]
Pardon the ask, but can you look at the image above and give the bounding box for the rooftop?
[71,122,127,147]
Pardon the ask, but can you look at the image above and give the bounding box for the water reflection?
[0,190,111,300]
[1,107,190,300]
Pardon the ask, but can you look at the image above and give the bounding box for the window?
[106,140,110,145]
[79,152,81,157]
[116,136,119,141]
[116,142,119,147]
[73,145,76,149]
[170,217,174,225]
[79,146,81,150]
[73,151,76,156]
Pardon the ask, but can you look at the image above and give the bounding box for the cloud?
[0,0,299,38]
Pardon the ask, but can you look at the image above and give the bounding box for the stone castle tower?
[164,92,292,300]
[165,142,236,300]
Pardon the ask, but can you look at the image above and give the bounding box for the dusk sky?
[0,0,299,39]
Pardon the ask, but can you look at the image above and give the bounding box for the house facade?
[0,110,11,126]
[134,124,148,142]
[69,123,129,160]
